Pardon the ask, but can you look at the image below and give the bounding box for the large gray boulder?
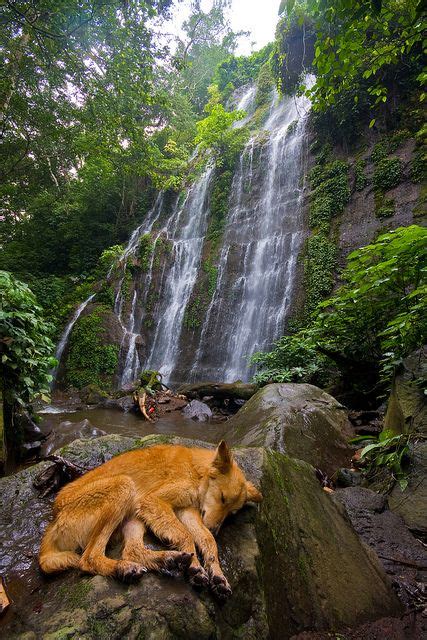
[388,440,427,535]
[225,383,353,475]
[384,347,426,435]
[0,435,401,639]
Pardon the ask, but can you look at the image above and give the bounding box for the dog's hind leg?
[39,521,80,574]
[77,475,148,581]
[121,519,192,574]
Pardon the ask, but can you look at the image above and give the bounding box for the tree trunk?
[176,382,258,401]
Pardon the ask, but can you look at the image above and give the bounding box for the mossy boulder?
[79,384,108,405]
[226,383,353,475]
[388,441,427,536]
[62,303,123,392]
[0,434,401,639]
[384,347,426,435]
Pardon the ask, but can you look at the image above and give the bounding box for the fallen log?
[176,382,258,401]
[33,455,87,496]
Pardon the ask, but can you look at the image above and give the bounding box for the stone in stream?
[40,419,107,457]
[0,434,401,639]
[225,383,353,476]
[182,399,213,421]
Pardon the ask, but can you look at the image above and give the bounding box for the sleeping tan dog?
[39,441,262,598]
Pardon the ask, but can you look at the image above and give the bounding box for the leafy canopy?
[195,86,248,164]
[276,0,424,126]
[0,271,56,407]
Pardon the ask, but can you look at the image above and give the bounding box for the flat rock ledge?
[1,434,401,639]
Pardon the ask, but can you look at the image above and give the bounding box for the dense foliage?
[65,305,119,390]
[273,1,425,143]
[0,271,56,407]
[253,226,427,396]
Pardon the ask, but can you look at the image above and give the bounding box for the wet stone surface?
[0,434,402,639]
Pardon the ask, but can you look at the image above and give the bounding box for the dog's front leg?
[137,496,209,588]
[176,507,232,599]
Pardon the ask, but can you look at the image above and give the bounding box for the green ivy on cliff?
[302,151,349,314]
[65,305,119,390]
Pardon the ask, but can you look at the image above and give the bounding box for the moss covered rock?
[384,347,426,436]
[226,383,353,475]
[388,441,427,536]
[0,434,401,639]
[63,303,122,391]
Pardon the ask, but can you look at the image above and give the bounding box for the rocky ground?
[1,381,426,639]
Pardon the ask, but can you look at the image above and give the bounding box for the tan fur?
[39,441,262,595]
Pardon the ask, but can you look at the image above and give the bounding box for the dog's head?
[201,440,262,534]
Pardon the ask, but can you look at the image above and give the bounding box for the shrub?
[373,157,402,191]
[65,306,119,390]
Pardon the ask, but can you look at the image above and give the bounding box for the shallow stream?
[38,405,228,453]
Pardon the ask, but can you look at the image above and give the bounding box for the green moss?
[138,233,154,271]
[58,580,91,609]
[375,195,395,219]
[303,151,346,314]
[184,296,204,330]
[86,617,113,639]
[96,284,115,308]
[413,183,427,218]
[255,61,274,108]
[304,234,337,314]
[121,270,132,302]
[203,258,218,297]
[371,140,389,164]
[373,157,402,191]
[153,235,173,269]
[65,306,119,390]
[309,160,350,229]
[410,150,426,183]
[371,131,409,165]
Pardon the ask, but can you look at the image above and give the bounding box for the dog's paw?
[116,560,147,582]
[163,551,193,574]
[187,564,209,588]
[210,572,232,600]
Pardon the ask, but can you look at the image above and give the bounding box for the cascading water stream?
[51,293,96,382]
[112,82,311,386]
[114,194,165,386]
[142,165,214,381]
[188,86,311,382]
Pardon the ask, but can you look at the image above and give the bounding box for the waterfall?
[142,165,214,381]
[188,88,311,382]
[115,194,165,386]
[111,83,311,386]
[52,293,96,381]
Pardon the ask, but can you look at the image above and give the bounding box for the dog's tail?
[39,522,80,574]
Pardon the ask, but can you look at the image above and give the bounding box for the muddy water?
[39,406,228,450]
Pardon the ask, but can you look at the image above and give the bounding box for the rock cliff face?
[336,137,422,267]
[0,434,401,639]
[55,98,422,391]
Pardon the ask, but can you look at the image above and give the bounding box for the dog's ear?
[246,481,263,503]
[212,440,233,473]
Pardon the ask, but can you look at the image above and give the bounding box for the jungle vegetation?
[1,0,425,457]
